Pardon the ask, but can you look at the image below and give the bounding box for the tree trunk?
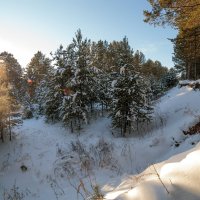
[78,116,81,131]
[123,118,127,137]
[120,120,123,137]
[1,125,4,143]
[194,31,197,80]
[90,102,93,113]
[71,120,74,133]
[9,116,12,141]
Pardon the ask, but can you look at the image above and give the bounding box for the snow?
[1,86,200,199]
[72,91,78,102]
[179,80,193,85]
[105,144,200,200]
[120,66,126,75]
[111,80,117,88]
[179,79,200,85]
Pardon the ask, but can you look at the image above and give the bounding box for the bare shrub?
[46,174,65,200]
[53,140,119,199]
[90,138,114,168]
[88,185,104,200]
[54,139,119,180]
[54,145,76,178]
[121,143,135,173]
[3,184,27,200]
[67,176,104,200]
[71,140,94,175]
[71,140,89,157]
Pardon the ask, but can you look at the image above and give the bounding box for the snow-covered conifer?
[109,38,153,136]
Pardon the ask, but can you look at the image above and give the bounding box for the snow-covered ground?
[1,86,200,200]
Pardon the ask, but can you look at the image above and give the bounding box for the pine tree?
[144,0,200,30]
[44,45,69,121]
[90,40,112,112]
[44,71,64,122]
[171,27,200,80]
[110,67,153,136]
[95,70,112,114]
[0,52,23,103]
[148,75,164,100]
[133,50,146,71]
[60,30,96,130]
[141,59,168,80]
[161,68,178,89]
[91,40,107,69]
[36,31,172,135]
[25,51,52,101]
[144,1,200,80]
[35,77,50,116]
[108,38,153,136]
[0,61,12,142]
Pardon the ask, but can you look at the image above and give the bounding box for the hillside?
[1,86,200,200]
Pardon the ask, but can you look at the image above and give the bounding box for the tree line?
[0,30,177,139]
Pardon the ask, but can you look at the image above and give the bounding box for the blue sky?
[0,0,177,68]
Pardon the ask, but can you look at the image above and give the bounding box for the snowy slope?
[1,86,200,200]
[105,143,200,200]
[105,86,200,200]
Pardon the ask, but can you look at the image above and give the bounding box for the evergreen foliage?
[161,68,178,89]
[144,0,200,29]
[36,45,68,121]
[1,30,170,136]
[110,68,153,136]
[39,31,171,135]
[144,1,200,80]
[0,62,13,142]
[141,59,168,80]
[0,52,23,103]
[148,75,164,100]
[107,38,153,136]
[171,27,200,79]
[25,51,52,101]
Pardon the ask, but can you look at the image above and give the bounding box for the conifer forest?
[1,1,200,200]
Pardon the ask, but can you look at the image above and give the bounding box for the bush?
[54,139,118,179]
